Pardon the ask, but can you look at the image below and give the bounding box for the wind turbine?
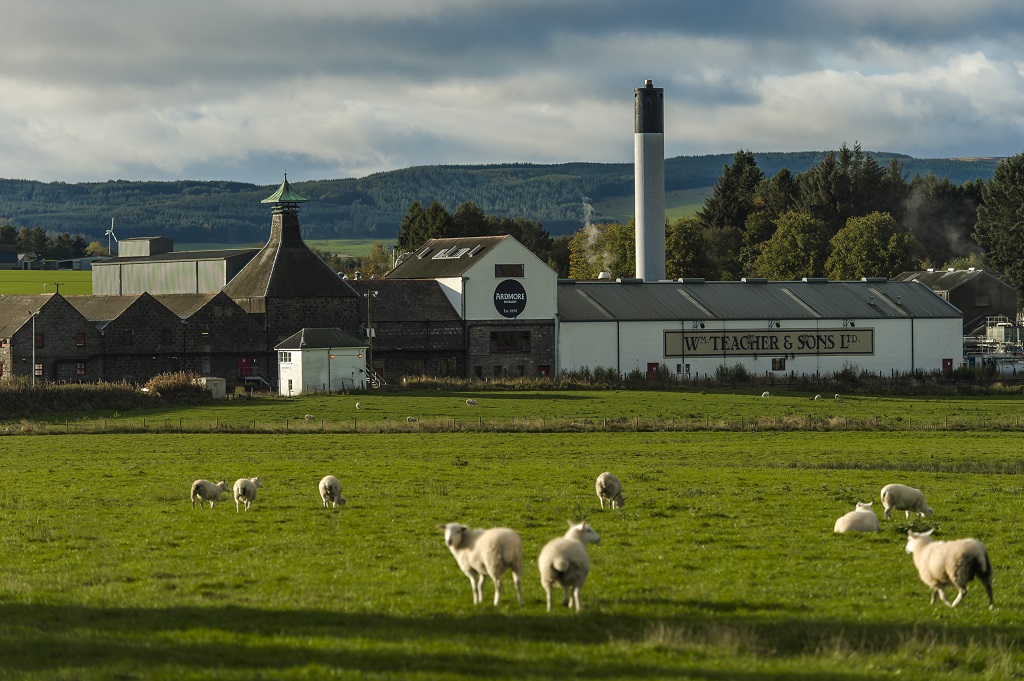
[105,218,119,255]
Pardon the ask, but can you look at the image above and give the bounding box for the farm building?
[893,268,1017,335]
[275,327,368,395]
[92,238,258,295]
[0,246,18,270]
[556,277,964,378]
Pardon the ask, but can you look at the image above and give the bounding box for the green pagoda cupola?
[261,173,309,214]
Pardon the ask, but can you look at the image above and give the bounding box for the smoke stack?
[634,79,665,282]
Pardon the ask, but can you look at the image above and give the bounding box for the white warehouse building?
[556,276,963,379]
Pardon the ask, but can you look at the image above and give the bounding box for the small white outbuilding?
[275,327,368,395]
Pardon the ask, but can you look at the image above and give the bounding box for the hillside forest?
[4,145,1022,293]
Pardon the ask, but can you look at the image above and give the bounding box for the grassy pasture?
[0,270,92,295]
[0,425,1023,680]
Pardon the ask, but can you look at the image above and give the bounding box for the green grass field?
[0,270,92,295]
[1,391,1023,679]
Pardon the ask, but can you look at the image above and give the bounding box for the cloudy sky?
[4,0,1024,184]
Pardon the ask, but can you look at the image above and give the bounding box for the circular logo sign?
[494,279,527,318]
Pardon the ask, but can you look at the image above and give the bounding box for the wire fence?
[5,413,1024,435]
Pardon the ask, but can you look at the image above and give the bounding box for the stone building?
[0,294,104,382]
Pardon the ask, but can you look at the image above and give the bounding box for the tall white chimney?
[634,79,665,282]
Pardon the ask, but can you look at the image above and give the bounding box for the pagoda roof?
[261,174,309,204]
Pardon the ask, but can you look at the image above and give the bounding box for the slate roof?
[346,279,461,322]
[65,294,146,330]
[893,269,1012,292]
[558,279,962,322]
[386,236,509,279]
[152,293,221,318]
[222,211,357,299]
[275,327,365,350]
[0,294,52,335]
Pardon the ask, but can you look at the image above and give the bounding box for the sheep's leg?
[929,589,938,605]
[570,586,581,612]
[475,574,488,605]
[562,587,571,608]
[512,570,523,606]
[544,584,553,612]
[492,574,502,606]
[598,497,605,510]
[949,587,967,608]
[465,572,480,604]
[935,587,953,607]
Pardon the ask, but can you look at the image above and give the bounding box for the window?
[474,365,483,378]
[495,264,525,278]
[772,357,787,371]
[515,365,525,377]
[278,351,292,363]
[490,331,530,354]
[34,363,43,377]
[493,365,503,377]
[121,329,133,346]
[438,356,458,377]
[76,362,86,376]
[35,333,44,348]
[200,331,210,341]
[402,359,425,376]
[75,332,87,347]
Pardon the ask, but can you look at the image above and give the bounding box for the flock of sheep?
[191,462,992,611]
[833,483,994,609]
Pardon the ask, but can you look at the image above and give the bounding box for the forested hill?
[0,152,1000,243]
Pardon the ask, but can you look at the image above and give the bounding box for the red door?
[647,362,659,379]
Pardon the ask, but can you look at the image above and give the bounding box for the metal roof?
[262,174,309,204]
[386,236,509,279]
[557,279,962,322]
[275,327,365,350]
[94,248,258,265]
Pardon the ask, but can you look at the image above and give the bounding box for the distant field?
[0,270,92,295]
[177,239,385,258]
[594,187,711,224]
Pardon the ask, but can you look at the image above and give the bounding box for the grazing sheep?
[905,529,993,609]
[407,416,417,423]
[304,414,315,421]
[466,398,479,407]
[318,475,347,508]
[813,394,822,401]
[355,402,361,410]
[190,479,231,509]
[834,393,841,400]
[233,476,263,513]
[438,523,524,606]
[881,484,933,520]
[761,391,771,398]
[538,521,601,612]
[833,501,881,533]
[595,472,625,510]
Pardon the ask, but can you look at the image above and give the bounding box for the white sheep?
[833,501,881,533]
[537,521,601,612]
[813,394,822,401]
[595,472,625,510]
[407,416,417,423]
[355,402,361,410]
[834,393,841,400]
[438,523,524,606]
[319,475,347,508]
[761,391,771,398]
[905,529,993,609]
[190,479,231,509]
[466,398,479,407]
[233,476,263,513]
[304,414,315,421]
[880,484,933,520]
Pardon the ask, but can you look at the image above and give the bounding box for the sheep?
[304,414,315,421]
[537,521,601,612]
[466,398,479,407]
[355,402,361,410]
[318,475,346,508]
[813,394,822,401]
[833,501,881,533]
[407,416,417,423]
[595,472,625,510]
[761,391,771,398]
[834,393,842,400]
[880,484,933,520]
[190,479,231,509]
[437,523,524,606]
[905,529,993,609]
[233,476,263,513]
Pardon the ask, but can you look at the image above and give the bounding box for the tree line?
[0,225,100,260]
[568,143,995,284]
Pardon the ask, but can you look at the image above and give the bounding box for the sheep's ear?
[437,523,448,531]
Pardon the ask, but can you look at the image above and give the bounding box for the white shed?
[275,328,368,395]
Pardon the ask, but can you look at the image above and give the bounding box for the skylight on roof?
[432,247,471,260]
